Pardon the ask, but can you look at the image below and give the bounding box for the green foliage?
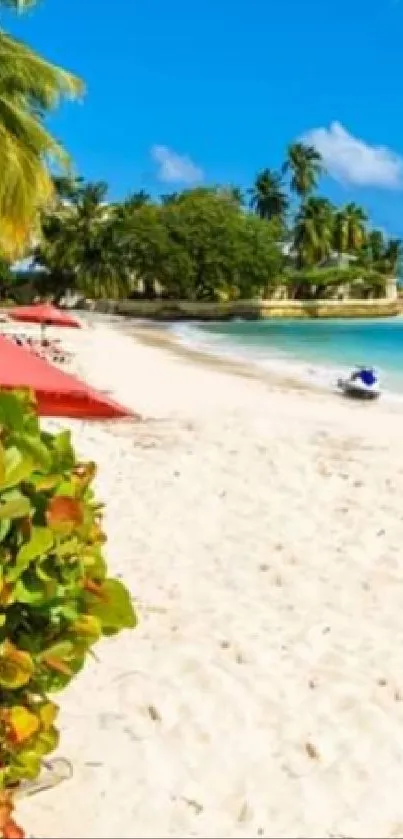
[27,144,400,305]
[285,265,387,300]
[0,390,135,791]
[35,188,283,302]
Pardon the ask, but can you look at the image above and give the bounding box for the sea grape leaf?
[0,443,5,486]
[29,474,60,492]
[51,430,75,471]
[14,749,41,780]
[72,462,97,494]
[0,643,34,688]
[35,727,59,755]
[84,579,137,632]
[55,537,79,558]
[73,614,101,639]
[8,706,39,744]
[53,480,75,498]
[0,518,11,541]
[9,527,54,581]
[0,492,31,520]
[16,435,52,472]
[40,641,75,662]
[49,602,79,623]
[46,496,84,531]
[0,393,26,432]
[2,447,34,489]
[38,702,58,731]
[14,573,55,606]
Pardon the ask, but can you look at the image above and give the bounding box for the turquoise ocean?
[171,317,403,397]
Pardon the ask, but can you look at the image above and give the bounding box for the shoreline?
[120,320,320,393]
[115,317,403,413]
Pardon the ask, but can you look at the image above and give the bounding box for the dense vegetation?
[0,391,135,838]
[9,142,398,304]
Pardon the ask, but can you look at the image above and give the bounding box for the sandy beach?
[17,316,403,839]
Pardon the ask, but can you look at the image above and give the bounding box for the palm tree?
[343,203,367,252]
[383,238,402,274]
[368,229,385,263]
[52,175,85,203]
[333,210,348,256]
[249,169,288,222]
[293,197,334,268]
[36,180,136,299]
[283,143,324,199]
[160,192,179,205]
[0,1,83,257]
[124,190,151,210]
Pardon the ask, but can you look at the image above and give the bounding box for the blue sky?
[5,0,403,236]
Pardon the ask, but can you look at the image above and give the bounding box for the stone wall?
[85,298,400,320]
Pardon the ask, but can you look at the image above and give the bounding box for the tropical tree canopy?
[33,186,284,302]
[0,0,83,257]
[12,135,396,305]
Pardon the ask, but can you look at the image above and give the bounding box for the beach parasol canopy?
[9,303,81,328]
[0,335,133,419]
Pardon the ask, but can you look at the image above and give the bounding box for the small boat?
[337,366,380,400]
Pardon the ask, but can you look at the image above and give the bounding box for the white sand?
[17,317,403,838]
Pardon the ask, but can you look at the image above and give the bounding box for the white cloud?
[151,145,204,184]
[302,121,403,188]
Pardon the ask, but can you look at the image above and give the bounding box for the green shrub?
[0,389,136,838]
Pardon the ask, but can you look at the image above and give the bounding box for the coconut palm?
[333,210,348,256]
[160,193,179,205]
[124,190,151,209]
[52,175,85,203]
[283,142,324,199]
[343,203,367,252]
[367,229,385,263]
[383,238,402,274]
[249,169,288,222]
[36,180,135,299]
[293,197,334,267]
[0,1,83,256]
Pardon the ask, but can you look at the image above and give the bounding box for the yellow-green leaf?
[8,706,39,744]
[15,435,51,472]
[0,492,31,520]
[73,614,101,639]
[38,701,58,731]
[2,446,34,489]
[13,527,54,574]
[85,579,137,632]
[0,442,5,486]
[0,642,34,688]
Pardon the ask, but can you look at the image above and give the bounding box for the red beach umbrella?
[0,335,134,419]
[9,304,81,329]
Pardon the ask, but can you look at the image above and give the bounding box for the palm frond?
[0,32,83,257]
[0,34,84,110]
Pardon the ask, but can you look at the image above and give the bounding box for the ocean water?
[171,317,403,396]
